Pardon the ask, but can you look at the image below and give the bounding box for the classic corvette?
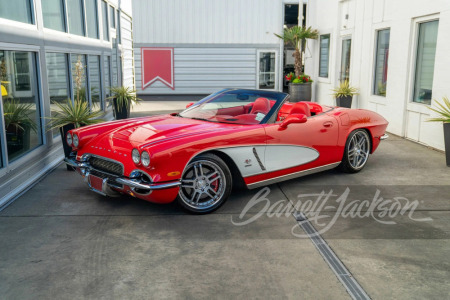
[65,89,388,213]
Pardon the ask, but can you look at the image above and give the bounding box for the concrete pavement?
[0,101,449,299]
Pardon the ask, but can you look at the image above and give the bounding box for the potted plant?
[285,73,313,102]
[46,56,104,170]
[331,80,359,108]
[3,98,37,157]
[275,26,318,102]
[427,96,450,166]
[47,99,104,170]
[107,86,141,119]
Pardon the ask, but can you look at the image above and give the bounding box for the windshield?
[178,89,287,125]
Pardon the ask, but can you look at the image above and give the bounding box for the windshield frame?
[178,89,290,125]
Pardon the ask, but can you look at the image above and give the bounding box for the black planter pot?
[444,123,450,167]
[60,124,76,171]
[289,82,312,102]
[336,95,353,108]
[113,98,131,120]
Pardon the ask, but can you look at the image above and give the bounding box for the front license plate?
[89,174,104,192]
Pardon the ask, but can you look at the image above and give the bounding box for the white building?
[0,0,135,208]
[305,0,450,151]
[132,0,307,95]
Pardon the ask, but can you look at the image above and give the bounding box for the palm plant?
[3,98,37,132]
[46,99,104,131]
[427,97,450,123]
[331,80,359,98]
[107,86,141,112]
[275,26,319,76]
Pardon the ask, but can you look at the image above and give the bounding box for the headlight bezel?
[132,148,141,164]
[66,133,72,146]
[73,134,79,147]
[140,151,150,167]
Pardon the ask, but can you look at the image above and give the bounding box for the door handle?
[323,121,333,128]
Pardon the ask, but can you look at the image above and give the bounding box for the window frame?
[411,19,439,106]
[101,0,110,41]
[0,0,35,25]
[318,34,331,78]
[85,0,100,39]
[256,50,279,91]
[372,28,390,97]
[41,0,67,32]
[0,47,44,169]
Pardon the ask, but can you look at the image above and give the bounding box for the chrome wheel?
[179,158,228,212]
[347,130,370,169]
[339,129,371,173]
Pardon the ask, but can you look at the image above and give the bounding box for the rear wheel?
[339,129,371,173]
[178,153,232,214]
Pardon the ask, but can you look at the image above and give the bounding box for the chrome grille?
[88,156,123,176]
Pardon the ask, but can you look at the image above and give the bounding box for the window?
[67,0,85,36]
[258,51,276,90]
[71,54,87,102]
[0,0,33,24]
[102,1,109,41]
[104,56,111,97]
[42,0,65,31]
[46,53,70,136]
[88,55,102,110]
[1,50,42,162]
[413,20,439,105]
[340,38,351,82]
[319,34,330,78]
[86,0,99,39]
[373,29,390,96]
[109,5,116,28]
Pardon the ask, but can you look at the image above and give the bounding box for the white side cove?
[218,145,319,177]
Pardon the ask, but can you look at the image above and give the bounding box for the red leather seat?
[250,97,271,114]
[290,102,311,117]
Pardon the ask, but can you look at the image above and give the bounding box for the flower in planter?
[288,74,313,84]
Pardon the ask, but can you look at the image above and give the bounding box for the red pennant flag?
[141,47,174,90]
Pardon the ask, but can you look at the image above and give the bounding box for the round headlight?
[132,149,140,164]
[73,134,79,147]
[140,151,150,167]
[66,133,72,146]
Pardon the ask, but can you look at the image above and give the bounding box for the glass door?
[339,38,352,82]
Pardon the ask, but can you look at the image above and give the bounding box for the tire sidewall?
[177,153,233,214]
[340,129,370,173]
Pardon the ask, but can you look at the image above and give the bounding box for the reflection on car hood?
[100,115,230,146]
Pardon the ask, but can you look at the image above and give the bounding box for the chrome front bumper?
[64,157,181,196]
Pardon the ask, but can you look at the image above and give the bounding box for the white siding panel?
[135,47,263,94]
[132,0,283,44]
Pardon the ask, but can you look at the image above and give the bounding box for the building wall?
[132,0,296,95]
[0,0,135,209]
[305,0,450,151]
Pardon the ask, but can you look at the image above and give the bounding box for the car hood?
[95,115,231,147]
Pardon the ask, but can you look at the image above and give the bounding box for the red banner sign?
[141,47,174,90]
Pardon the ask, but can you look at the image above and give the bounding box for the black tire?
[339,129,371,173]
[177,153,232,214]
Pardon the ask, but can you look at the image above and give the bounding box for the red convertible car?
[65,89,388,213]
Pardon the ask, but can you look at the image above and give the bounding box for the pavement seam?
[277,183,371,300]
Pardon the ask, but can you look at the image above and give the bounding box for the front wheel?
[339,129,371,173]
[178,153,232,214]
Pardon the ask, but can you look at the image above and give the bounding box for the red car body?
[65,89,388,212]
